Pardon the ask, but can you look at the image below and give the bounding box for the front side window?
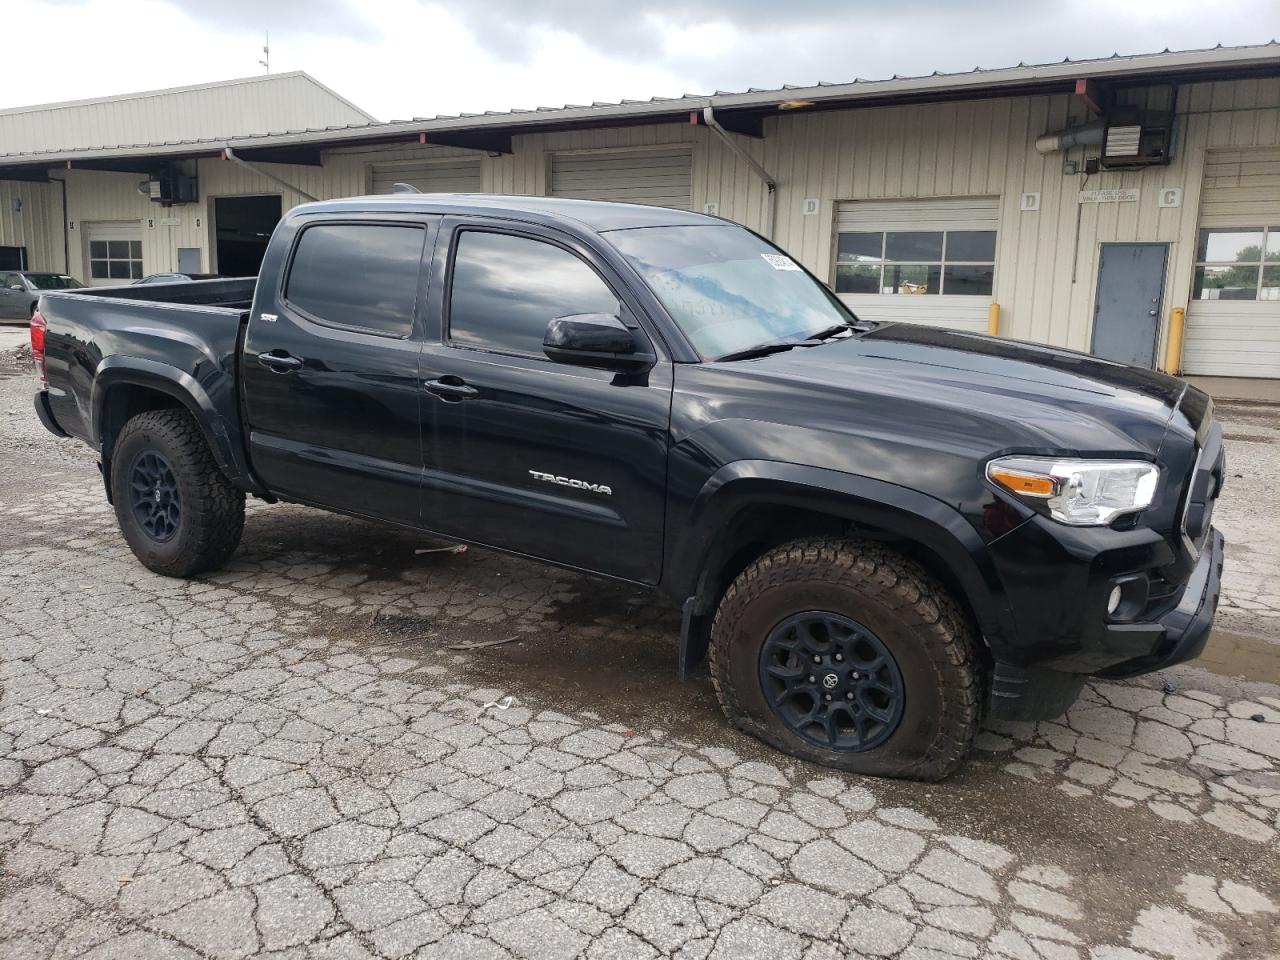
[25,274,82,290]
[448,231,619,356]
[834,229,996,296]
[89,239,143,281]
[1193,227,1280,301]
[608,224,854,359]
[285,223,425,337]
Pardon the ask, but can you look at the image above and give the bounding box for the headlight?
[986,456,1160,526]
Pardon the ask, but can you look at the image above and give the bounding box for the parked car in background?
[134,273,222,284]
[0,271,83,320]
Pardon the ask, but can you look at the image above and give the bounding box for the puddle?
[1194,624,1280,685]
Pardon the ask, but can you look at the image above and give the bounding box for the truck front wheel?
[709,538,985,781]
[110,409,245,577]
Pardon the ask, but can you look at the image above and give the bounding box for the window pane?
[91,261,109,279]
[129,262,144,279]
[1262,265,1280,301]
[449,232,619,356]
[107,240,130,259]
[1267,229,1280,260]
[1193,264,1259,300]
[943,265,994,296]
[89,241,108,258]
[108,261,131,279]
[835,264,881,293]
[836,232,883,262]
[882,264,940,294]
[286,224,424,337]
[130,241,143,259]
[884,232,942,262]
[1196,228,1264,263]
[945,231,996,262]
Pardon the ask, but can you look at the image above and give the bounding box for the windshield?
[607,224,853,359]
[25,274,83,290]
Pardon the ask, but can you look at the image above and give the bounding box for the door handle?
[425,377,479,401]
[257,350,302,373]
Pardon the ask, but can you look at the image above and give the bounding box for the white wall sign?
[802,197,820,216]
[1157,188,1182,208]
[1079,187,1140,204]
[160,217,181,226]
[1019,192,1041,212]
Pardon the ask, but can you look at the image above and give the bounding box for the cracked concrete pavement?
[0,352,1277,959]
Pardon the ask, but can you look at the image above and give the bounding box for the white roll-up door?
[1183,149,1280,378]
[832,197,1000,332]
[83,221,144,286]
[370,158,483,195]
[550,148,692,209]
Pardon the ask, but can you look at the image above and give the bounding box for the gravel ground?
[0,351,1277,960]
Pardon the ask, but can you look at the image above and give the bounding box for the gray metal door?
[1091,243,1167,368]
[177,247,202,274]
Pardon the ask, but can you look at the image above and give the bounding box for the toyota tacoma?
[30,195,1225,780]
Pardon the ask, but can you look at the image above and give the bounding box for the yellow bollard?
[987,302,1000,337]
[1163,307,1186,375]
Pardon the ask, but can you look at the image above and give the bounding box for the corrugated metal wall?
[0,180,66,272]
[18,75,1280,372]
[0,74,371,156]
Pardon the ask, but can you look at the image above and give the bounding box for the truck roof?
[293,194,719,232]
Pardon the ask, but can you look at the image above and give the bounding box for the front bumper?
[34,389,68,438]
[1095,527,1224,678]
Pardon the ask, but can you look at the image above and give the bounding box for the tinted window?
[449,231,619,356]
[286,224,424,336]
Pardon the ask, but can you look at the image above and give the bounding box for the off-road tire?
[709,538,985,781]
[110,409,245,577]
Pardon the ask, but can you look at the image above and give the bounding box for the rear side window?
[285,223,425,337]
[448,231,619,356]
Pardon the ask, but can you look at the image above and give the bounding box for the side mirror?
[8,284,23,291]
[543,313,655,371]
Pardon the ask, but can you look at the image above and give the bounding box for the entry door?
[418,219,672,584]
[241,215,438,527]
[1091,244,1167,368]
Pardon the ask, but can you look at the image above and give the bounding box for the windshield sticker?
[761,253,801,271]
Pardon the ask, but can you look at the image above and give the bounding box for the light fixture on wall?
[11,197,21,213]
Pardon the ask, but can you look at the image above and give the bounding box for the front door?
[418,219,672,584]
[241,214,438,527]
[1091,243,1168,368]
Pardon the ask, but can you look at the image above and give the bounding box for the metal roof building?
[2,44,1279,377]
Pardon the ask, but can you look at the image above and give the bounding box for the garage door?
[370,158,483,195]
[1183,149,1280,378]
[83,221,143,286]
[550,148,692,209]
[833,197,1000,332]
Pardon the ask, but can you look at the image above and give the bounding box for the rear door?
[417,218,673,583]
[241,213,437,526]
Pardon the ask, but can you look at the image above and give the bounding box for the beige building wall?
[18,76,1280,367]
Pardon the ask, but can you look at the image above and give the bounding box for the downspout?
[701,106,776,239]
[222,146,319,202]
[56,176,69,274]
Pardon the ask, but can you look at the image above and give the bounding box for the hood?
[698,323,1190,457]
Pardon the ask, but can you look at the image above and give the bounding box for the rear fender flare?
[91,357,263,497]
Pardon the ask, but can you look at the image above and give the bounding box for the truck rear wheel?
[110,409,245,578]
[709,538,984,781]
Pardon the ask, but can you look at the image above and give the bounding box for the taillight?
[30,310,47,385]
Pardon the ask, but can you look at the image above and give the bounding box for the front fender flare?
[666,460,1018,673]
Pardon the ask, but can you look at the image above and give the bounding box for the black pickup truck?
[31,195,1225,780]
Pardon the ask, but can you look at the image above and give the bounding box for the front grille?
[1181,419,1224,559]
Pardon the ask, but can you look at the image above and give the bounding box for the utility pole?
[259,31,270,74]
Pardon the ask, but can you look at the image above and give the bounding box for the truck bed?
[78,277,256,310]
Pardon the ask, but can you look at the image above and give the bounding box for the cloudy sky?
[8,0,1280,121]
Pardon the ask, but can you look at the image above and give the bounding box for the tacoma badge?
[529,470,612,496]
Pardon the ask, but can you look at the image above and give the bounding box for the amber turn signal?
[988,467,1057,498]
